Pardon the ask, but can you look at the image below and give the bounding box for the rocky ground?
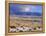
[9,16,43,32]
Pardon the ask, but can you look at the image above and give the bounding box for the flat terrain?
[10,16,42,27]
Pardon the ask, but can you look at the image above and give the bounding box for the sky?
[10,3,42,16]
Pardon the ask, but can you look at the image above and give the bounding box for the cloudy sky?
[10,3,42,16]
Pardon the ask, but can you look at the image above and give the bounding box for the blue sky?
[10,4,42,16]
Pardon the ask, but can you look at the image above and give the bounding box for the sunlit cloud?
[19,5,42,13]
[20,7,31,12]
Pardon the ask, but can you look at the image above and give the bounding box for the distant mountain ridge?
[10,12,42,16]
